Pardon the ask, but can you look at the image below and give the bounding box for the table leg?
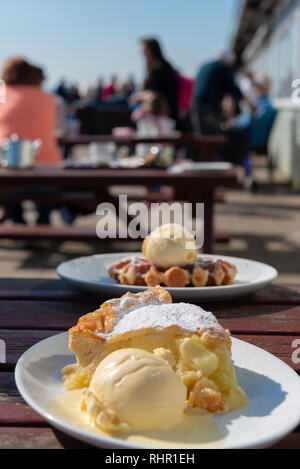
[203,143,217,162]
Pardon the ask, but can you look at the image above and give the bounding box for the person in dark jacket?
[192,49,245,134]
[250,73,276,152]
[139,38,178,123]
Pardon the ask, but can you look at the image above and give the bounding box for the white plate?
[56,253,278,301]
[15,332,300,449]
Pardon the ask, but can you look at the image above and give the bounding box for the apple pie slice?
[63,287,247,414]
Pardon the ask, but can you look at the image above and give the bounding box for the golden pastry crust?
[68,287,231,364]
[71,286,171,338]
[109,256,237,288]
[67,287,173,372]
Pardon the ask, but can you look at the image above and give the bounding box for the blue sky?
[0,0,237,89]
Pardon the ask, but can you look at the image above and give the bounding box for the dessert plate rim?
[56,252,278,301]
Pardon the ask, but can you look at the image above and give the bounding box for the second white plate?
[56,253,278,301]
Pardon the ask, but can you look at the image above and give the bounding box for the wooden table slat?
[0,427,93,449]
[271,433,300,449]
[232,335,300,372]
[0,371,46,425]
[0,166,238,188]
[1,300,300,334]
[247,284,300,304]
[0,279,93,301]
[0,300,99,330]
[0,330,62,369]
[58,133,227,148]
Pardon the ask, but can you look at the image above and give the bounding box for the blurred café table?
[58,133,227,162]
[0,278,299,448]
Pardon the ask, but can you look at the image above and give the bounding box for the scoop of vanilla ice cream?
[88,348,187,432]
[142,224,198,268]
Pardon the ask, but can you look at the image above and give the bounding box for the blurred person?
[177,73,194,120]
[132,91,175,135]
[78,80,105,107]
[78,83,98,104]
[218,94,252,166]
[124,75,136,97]
[105,80,132,106]
[250,73,276,153]
[192,49,245,134]
[139,38,178,122]
[221,95,251,131]
[102,75,117,100]
[239,69,255,101]
[131,91,175,158]
[54,79,68,101]
[95,77,104,102]
[0,57,63,224]
[67,84,80,105]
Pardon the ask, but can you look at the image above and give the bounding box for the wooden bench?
[0,188,229,246]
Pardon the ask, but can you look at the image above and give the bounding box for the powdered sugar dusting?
[98,303,223,339]
[117,295,162,317]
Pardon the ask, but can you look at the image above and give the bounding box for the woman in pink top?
[0,57,62,164]
[0,57,62,224]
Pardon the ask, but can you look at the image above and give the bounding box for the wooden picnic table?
[0,165,238,253]
[0,278,299,449]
